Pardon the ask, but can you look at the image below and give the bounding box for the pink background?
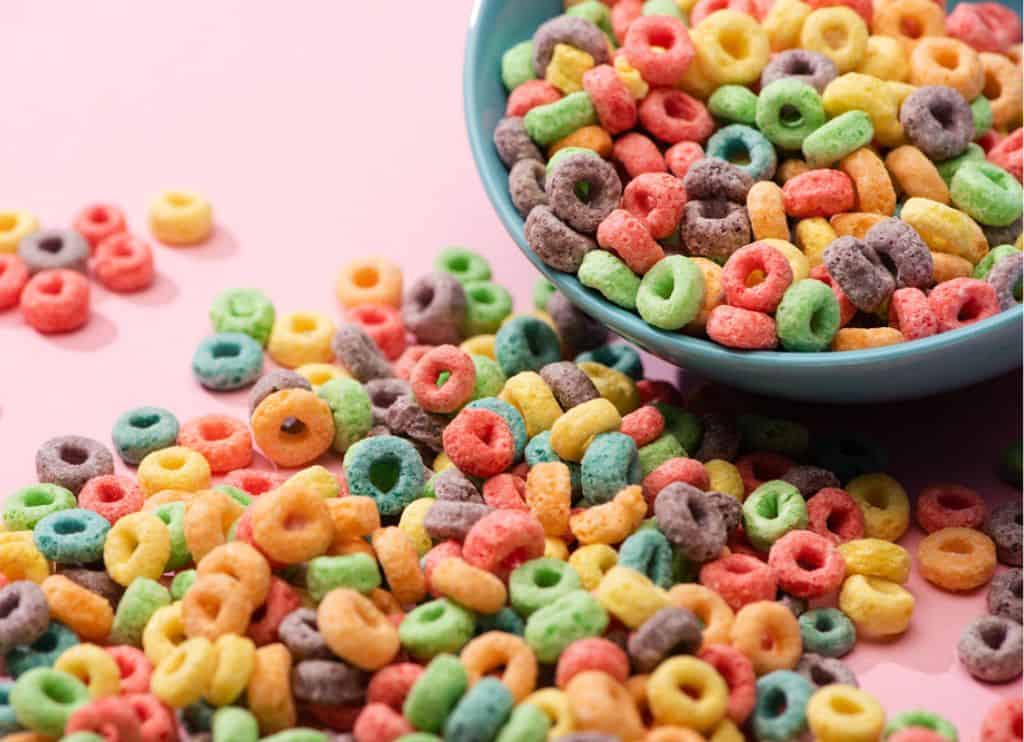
[0,1,1020,737]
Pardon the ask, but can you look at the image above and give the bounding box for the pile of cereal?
[0,190,212,334]
[493,0,1024,351]
[0,247,1020,742]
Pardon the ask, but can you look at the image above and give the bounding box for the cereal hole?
[980,622,1008,649]
[38,236,64,254]
[211,341,241,359]
[166,193,193,208]
[353,266,380,288]
[59,445,89,465]
[533,566,562,587]
[89,206,110,223]
[130,413,160,429]
[814,614,834,632]
[32,630,59,653]
[900,16,923,38]
[23,490,54,507]
[0,593,20,619]
[161,453,186,470]
[200,420,233,441]
[829,694,862,715]
[764,686,788,716]
[939,538,972,555]
[291,316,317,334]
[369,456,401,493]
[937,492,971,510]
[810,665,836,685]
[52,517,86,535]
[281,417,307,436]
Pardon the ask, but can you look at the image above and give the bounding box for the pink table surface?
[0,1,1020,738]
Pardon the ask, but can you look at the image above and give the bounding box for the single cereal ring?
[461,631,538,702]
[624,15,695,87]
[20,269,90,333]
[249,486,332,565]
[800,6,869,73]
[147,190,212,245]
[746,182,789,241]
[807,488,866,543]
[700,553,777,611]
[182,573,252,640]
[885,145,950,203]
[90,233,155,293]
[871,0,945,50]
[839,148,896,215]
[910,38,985,101]
[928,277,1000,332]
[768,529,846,599]
[250,389,334,467]
[371,527,427,606]
[915,484,987,533]
[706,306,777,350]
[917,526,997,591]
[980,52,1024,131]
[176,415,251,474]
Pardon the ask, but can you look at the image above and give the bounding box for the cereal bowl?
[464,0,1023,402]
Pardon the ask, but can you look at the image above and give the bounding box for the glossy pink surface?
[0,1,1019,736]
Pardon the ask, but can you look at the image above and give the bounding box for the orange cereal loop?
[917,527,997,591]
[250,485,334,565]
[176,414,252,474]
[461,631,539,702]
[266,312,335,369]
[371,527,427,606]
[747,181,789,241]
[730,600,802,675]
[570,486,646,545]
[566,670,647,741]
[182,573,253,640]
[686,258,725,333]
[41,574,113,643]
[142,489,197,510]
[335,257,403,308]
[250,389,335,468]
[884,146,950,204]
[196,541,271,606]
[183,489,244,563]
[328,536,377,558]
[776,158,811,184]
[980,52,1024,130]
[910,37,985,100]
[0,537,49,583]
[668,583,735,646]
[431,557,508,614]
[317,588,400,670]
[247,643,296,734]
[871,0,945,52]
[327,496,381,540]
[548,125,614,159]
[526,461,572,538]
[830,212,887,238]
[647,727,708,742]
[626,674,651,722]
[838,148,896,215]
[932,252,973,283]
[369,588,403,616]
[831,327,905,351]
[137,446,211,497]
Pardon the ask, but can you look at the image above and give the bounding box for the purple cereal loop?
[683,158,755,203]
[402,272,467,346]
[987,252,1023,310]
[546,291,609,356]
[796,653,858,688]
[899,85,974,161]
[864,217,934,290]
[0,581,50,654]
[509,159,549,218]
[628,606,703,672]
[278,607,333,661]
[433,467,484,504]
[693,412,741,463]
[957,615,1023,683]
[524,205,597,273]
[249,369,313,414]
[35,435,114,494]
[494,117,544,169]
[983,218,1022,249]
[781,465,841,499]
[760,50,838,93]
[540,361,601,410]
[986,502,1023,567]
[704,489,743,533]
[653,482,727,562]
[823,235,896,312]
[546,153,623,234]
[385,395,447,452]
[291,659,367,705]
[18,228,90,275]
[532,15,611,77]
[423,500,493,542]
[365,378,412,427]
[331,324,394,382]
[988,568,1022,623]
[681,200,752,262]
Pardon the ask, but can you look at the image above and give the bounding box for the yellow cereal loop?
[433,451,455,473]
[550,397,622,462]
[0,536,50,583]
[267,311,335,368]
[839,574,914,638]
[569,543,619,590]
[761,239,810,284]
[295,362,349,389]
[830,212,887,239]
[615,54,650,100]
[747,182,790,242]
[709,719,745,742]
[460,334,497,359]
[594,565,670,628]
[857,35,910,81]
[143,602,187,665]
[545,43,595,94]
[832,327,905,351]
[846,473,910,541]
[886,81,917,109]
[576,362,640,415]
[544,537,570,561]
[795,217,838,267]
[500,371,563,438]
[0,210,39,254]
[763,0,812,51]
[676,0,699,14]
[205,634,256,706]
[705,459,744,500]
[647,656,729,732]
[148,190,213,246]
[152,637,217,708]
[103,511,172,586]
[777,158,811,184]
[692,11,771,86]
[807,685,886,742]
[279,465,340,499]
[54,643,121,698]
[686,257,726,333]
[525,688,576,738]
[398,497,435,556]
[823,73,903,147]
[137,446,211,497]
[801,7,869,73]
[839,538,911,583]
[677,46,719,100]
[931,252,973,283]
[900,197,987,264]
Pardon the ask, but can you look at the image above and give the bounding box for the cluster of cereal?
[494,0,1023,351]
[0,248,1021,742]
[0,191,213,334]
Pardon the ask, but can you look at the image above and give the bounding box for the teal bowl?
[464,0,1023,402]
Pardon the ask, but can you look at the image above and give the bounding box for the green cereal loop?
[399,599,476,660]
[970,96,992,140]
[710,84,759,126]
[209,288,275,346]
[936,142,985,184]
[476,607,526,636]
[578,250,641,310]
[436,247,492,285]
[654,404,701,454]
[643,0,685,18]
[305,553,381,602]
[742,480,808,551]
[0,680,18,735]
[756,79,826,151]
[317,377,373,453]
[444,677,514,742]
[524,589,608,663]
[403,654,469,733]
[884,710,958,741]
[636,255,705,330]
[470,354,506,401]
[524,91,598,147]
[501,41,536,92]
[509,558,583,617]
[262,730,330,742]
[110,577,172,646]
[170,569,197,601]
[950,160,1024,227]
[153,501,191,570]
[10,668,89,737]
[775,278,841,352]
[495,316,562,376]
[580,432,642,505]
[212,706,260,742]
[398,735,444,742]
[495,702,551,742]
[63,734,106,742]
[973,244,1020,279]
[533,278,557,311]
[462,281,514,336]
[618,529,674,588]
[214,483,251,508]
[3,484,75,531]
[798,607,855,657]
[738,414,810,457]
[5,623,78,677]
[567,1,616,40]
[546,146,599,177]
[638,433,685,476]
[801,110,873,168]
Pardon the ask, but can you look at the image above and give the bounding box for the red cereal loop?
[78,475,144,524]
[124,693,177,742]
[354,702,414,742]
[223,468,287,496]
[988,128,1023,182]
[596,208,666,274]
[767,529,846,599]
[624,15,695,87]
[73,203,127,252]
[612,133,668,178]
[555,637,630,689]
[691,0,763,25]
[806,487,865,544]
[20,268,90,333]
[946,2,1021,53]
[665,141,705,179]
[804,0,873,24]
[309,703,362,732]
[927,277,1000,332]
[177,414,253,474]
[642,458,710,509]
[583,65,639,135]
[423,540,463,595]
[700,553,778,611]
[622,173,688,239]
[977,129,1003,153]
[482,473,529,511]
[621,405,667,448]
[91,233,155,293]
[66,696,142,742]
[248,577,302,645]
[367,662,425,710]
[782,169,856,218]
[106,646,153,695]
[395,344,435,381]
[638,89,715,144]
[0,253,30,310]
[722,242,794,313]
[889,287,939,341]
[612,0,645,44]
[637,379,683,406]
[411,345,477,414]
[810,265,857,327]
[706,306,779,350]
[915,483,988,533]
[442,407,515,478]
[348,304,407,361]
[463,509,547,580]
[979,696,1023,742]
[697,644,757,725]
[736,452,796,495]
[506,79,562,118]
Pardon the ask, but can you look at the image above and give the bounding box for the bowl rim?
[462,0,1024,371]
